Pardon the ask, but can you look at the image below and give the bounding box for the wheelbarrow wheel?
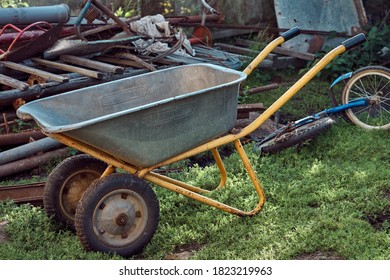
[75,173,159,257]
[44,154,108,231]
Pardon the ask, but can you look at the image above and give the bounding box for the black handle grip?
[342,33,366,50]
[280,27,301,41]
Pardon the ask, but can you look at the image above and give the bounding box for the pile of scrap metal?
[0,0,247,180]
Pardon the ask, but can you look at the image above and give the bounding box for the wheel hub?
[92,189,149,247]
[61,170,101,219]
[116,213,129,227]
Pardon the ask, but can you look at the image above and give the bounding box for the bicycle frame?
[314,98,369,119]
[279,69,372,128]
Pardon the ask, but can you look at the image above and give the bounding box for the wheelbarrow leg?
[100,164,116,177]
[233,139,265,213]
[212,148,227,190]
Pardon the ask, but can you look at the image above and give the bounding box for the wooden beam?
[96,56,156,71]
[0,61,69,83]
[214,42,262,57]
[240,83,280,96]
[235,38,315,61]
[31,58,104,79]
[273,46,315,61]
[0,74,29,91]
[95,56,146,68]
[237,103,267,119]
[60,55,124,74]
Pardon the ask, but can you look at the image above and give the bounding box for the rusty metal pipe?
[0,4,71,25]
[0,147,69,178]
[0,137,64,165]
[166,14,221,24]
[91,0,132,35]
[0,30,45,44]
[0,130,45,146]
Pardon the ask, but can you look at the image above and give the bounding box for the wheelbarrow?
[17,27,366,257]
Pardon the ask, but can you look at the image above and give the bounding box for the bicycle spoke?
[377,77,390,94]
[352,106,371,116]
[368,74,377,94]
[351,82,368,98]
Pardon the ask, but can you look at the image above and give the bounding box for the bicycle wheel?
[254,117,335,154]
[342,66,390,129]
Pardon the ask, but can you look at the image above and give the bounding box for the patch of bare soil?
[164,242,203,260]
[366,190,390,231]
[366,211,390,231]
[296,251,344,260]
[0,221,9,244]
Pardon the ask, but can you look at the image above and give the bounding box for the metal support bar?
[91,0,132,36]
[47,133,266,216]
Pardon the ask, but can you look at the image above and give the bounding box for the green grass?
[0,122,388,260]
[0,70,388,260]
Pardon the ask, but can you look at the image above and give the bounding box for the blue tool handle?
[280,27,301,41]
[342,33,366,50]
[75,0,92,25]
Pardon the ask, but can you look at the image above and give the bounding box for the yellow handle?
[243,27,301,76]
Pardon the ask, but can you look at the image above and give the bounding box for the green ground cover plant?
[1,118,388,259]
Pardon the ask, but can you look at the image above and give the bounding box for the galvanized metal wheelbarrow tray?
[17,28,365,217]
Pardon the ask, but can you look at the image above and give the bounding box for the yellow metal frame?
[47,34,348,217]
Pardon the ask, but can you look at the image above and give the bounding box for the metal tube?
[0,130,45,146]
[0,147,69,179]
[0,137,64,165]
[0,4,70,25]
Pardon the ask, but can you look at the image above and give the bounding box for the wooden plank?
[272,46,315,61]
[240,83,279,96]
[96,56,155,70]
[60,55,124,74]
[235,38,315,61]
[31,58,104,79]
[211,29,254,40]
[213,43,274,68]
[0,74,29,91]
[0,61,68,83]
[214,42,262,57]
[237,103,266,119]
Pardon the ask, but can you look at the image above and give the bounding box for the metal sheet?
[274,0,367,52]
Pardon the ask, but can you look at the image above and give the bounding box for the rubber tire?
[44,154,108,231]
[342,66,390,130]
[75,173,160,257]
[255,117,335,154]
